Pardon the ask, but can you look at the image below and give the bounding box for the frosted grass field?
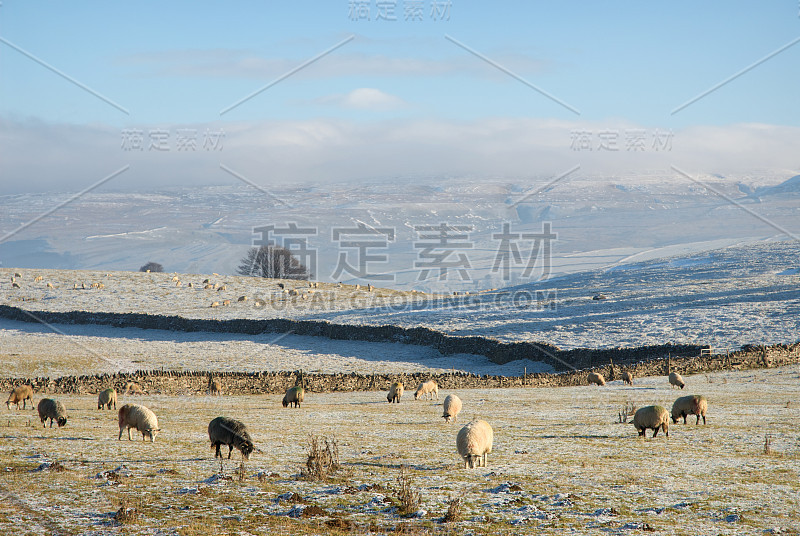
[0,366,798,535]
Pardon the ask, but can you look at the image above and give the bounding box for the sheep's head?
[57,417,67,427]
[146,428,161,441]
[282,397,289,408]
[241,441,254,459]
[414,392,420,400]
[465,455,479,469]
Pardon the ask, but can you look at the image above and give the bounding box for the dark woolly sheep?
[208,417,255,459]
[37,399,67,428]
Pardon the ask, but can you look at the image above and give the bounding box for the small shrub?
[618,401,636,423]
[442,497,462,523]
[394,465,422,518]
[113,498,139,524]
[302,435,340,481]
[139,262,163,273]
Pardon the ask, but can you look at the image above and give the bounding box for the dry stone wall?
[2,343,797,396]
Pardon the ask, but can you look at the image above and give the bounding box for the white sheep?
[414,380,439,400]
[587,372,606,386]
[282,386,304,408]
[387,381,403,403]
[457,420,493,469]
[118,403,160,442]
[632,405,669,438]
[669,372,685,389]
[37,398,67,428]
[6,385,33,410]
[97,388,117,410]
[442,394,462,423]
[208,417,254,459]
[671,395,708,425]
[622,371,634,385]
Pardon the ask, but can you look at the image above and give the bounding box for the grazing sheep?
[172,275,180,281]
[11,282,20,289]
[46,282,54,288]
[6,385,34,410]
[387,382,403,403]
[632,405,669,438]
[622,371,634,385]
[414,380,439,400]
[237,296,248,302]
[175,281,182,287]
[187,282,194,288]
[208,417,254,459]
[442,394,463,423]
[37,398,67,428]
[209,378,223,396]
[277,283,285,289]
[118,404,160,442]
[288,289,299,296]
[203,278,210,284]
[669,372,685,389]
[218,285,227,291]
[34,275,43,282]
[210,301,220,307]
[97,388,117,410]
[282,386,304,408]
[671,395,708,425]
[124,382,143,395]
[13,272,21,278]
[222,299,231,306]
[587,372,606,386]
[457,420,493,469]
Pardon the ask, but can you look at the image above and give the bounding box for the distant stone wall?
[2,342,797,396]
[0,305,705,371]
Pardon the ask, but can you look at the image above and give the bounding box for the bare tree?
[139,262,164,273]
[237,246,310,280]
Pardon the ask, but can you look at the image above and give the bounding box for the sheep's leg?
[682,414,688,424]
[701,415,706,425]
[228,445,233,459]
[128,427,133,441]
[118,427,123,440]
[652,427,659,438]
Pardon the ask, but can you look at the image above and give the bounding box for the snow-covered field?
[0,366,797,535]
[2,239,798,354]
[0,316,551,379]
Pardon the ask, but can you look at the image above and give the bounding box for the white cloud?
[0,116,797,195]
[315,88,407,110]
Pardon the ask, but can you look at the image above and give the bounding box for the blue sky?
[1,1,798,192]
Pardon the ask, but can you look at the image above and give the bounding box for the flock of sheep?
[587,370,708,438]
[6,368,708,468]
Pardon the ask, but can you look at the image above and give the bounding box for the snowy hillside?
[2,240,798,352]
[1,173,798,293]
